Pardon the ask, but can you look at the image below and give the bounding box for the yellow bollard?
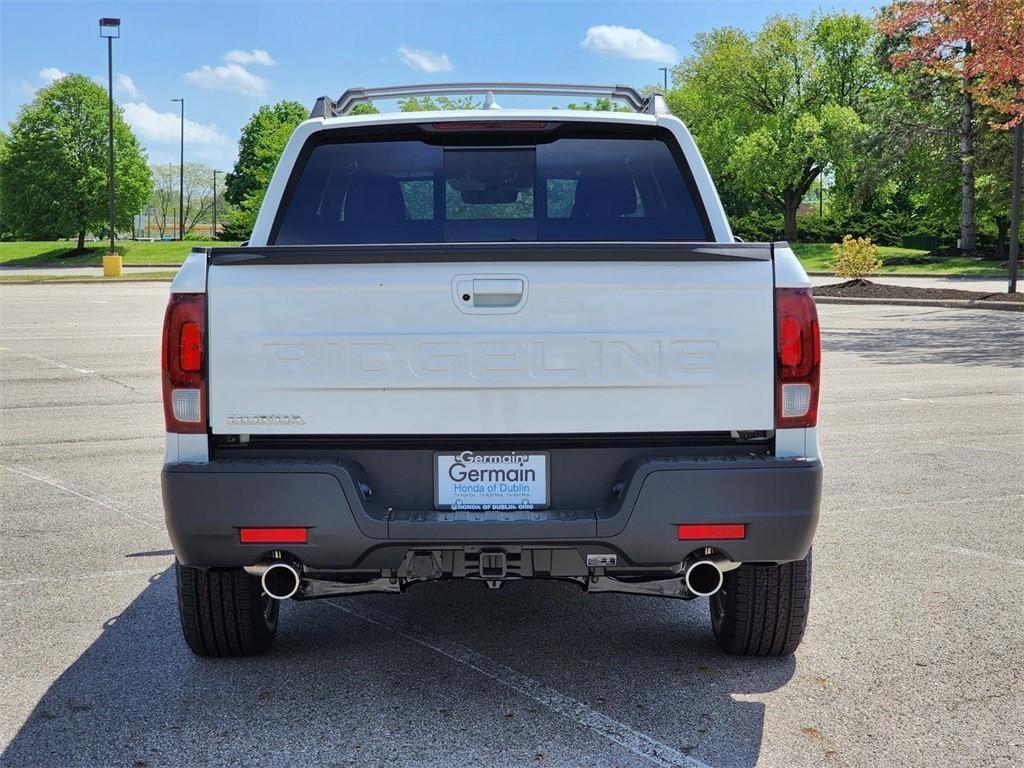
[103,252,123,277]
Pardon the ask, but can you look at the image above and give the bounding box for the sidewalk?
[810,274,1009,294]
[0,265,174,277]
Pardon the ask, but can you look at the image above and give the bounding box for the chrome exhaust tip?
[684,559,724,597]
[261,561,301,600]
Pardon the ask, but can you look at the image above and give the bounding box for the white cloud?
[115,73,140,98]
[184,62,269,98]
[580,25,678,64]
[121,101,232,148]
[39,66,67,85]
[397,46,453,73]
[223,49,275,67]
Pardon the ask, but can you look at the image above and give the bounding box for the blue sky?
[1,0,878,171]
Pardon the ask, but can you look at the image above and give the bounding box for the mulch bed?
[814,279,1023,303]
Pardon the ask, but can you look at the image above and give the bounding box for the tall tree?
[223,101,307,237]
[878,0,1024,249]
[0,74,152,249]
[672,14,876,240]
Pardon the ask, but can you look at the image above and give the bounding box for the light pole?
[212,169,224,240]
[658,67,669,92]
[171,98,184,240]
[99,18,121,275]
[1008,122,1022,293]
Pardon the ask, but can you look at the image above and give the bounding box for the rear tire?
[176,561,278,657]
[709,550,811,656]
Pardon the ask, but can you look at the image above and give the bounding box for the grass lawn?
[790,242,1005,276]
[0,240,240,268]
[0,239,1007,277]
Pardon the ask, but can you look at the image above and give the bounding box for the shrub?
[829,235,882,278]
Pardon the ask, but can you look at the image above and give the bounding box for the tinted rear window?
[272,127,710,245]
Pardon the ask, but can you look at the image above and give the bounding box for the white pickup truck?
[161,83,821,658]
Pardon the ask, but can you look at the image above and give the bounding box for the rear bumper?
[162,454,821,570]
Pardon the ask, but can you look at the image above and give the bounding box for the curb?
[814,295,1022,312]
[0,277,174,286]
[807,271,1005,279]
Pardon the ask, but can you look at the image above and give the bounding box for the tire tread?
[176,562,277,657]
[711,550,812,656]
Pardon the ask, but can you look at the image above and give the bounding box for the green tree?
[0,74,152,249]
[398,95,479,111]
[672,14,877,240]
[225,101,307,205]
[566,98,631,112]
[223,101,307,238]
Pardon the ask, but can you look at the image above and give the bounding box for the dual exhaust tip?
[256,557,726,600]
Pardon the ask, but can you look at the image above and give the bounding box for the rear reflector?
[239,527,308,544]
[678,523,746,540]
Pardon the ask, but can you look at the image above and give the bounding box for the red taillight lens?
[180,322,202,372]
[775,288,820,429]
[678,523,746,540]
[162,293,206,433]
[239,527,308,544]
[429,121,552,131]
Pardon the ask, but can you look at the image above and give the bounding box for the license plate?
[435,451,549,510]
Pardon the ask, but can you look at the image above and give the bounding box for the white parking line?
[0,568,165,587]
[0,346,95,374]
[0,462,162,529]
[829,493,1024,515]
[0,333,159,340]
[932,545,1024,568]
[326,600,712,768]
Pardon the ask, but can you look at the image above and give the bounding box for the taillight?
[162,293,206,433]
[775,288,820,428]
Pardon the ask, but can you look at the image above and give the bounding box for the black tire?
[176,561,279,657]
[709,549,811,656]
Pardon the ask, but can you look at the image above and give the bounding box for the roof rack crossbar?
[309,82,667,118]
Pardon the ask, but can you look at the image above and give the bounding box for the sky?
[1,0,879,172]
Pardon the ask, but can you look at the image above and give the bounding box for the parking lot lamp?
[99,17,121,276]
[172,98,185,240]
[212,169,224,239]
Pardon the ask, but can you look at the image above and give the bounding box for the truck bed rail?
[201,241,776,267]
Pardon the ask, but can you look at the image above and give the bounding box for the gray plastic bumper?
[162,455,821,569]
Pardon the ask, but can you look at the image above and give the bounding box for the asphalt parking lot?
[1,283,1021,768]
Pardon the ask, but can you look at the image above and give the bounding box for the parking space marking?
[0,462,161,529]
[0,333,159,340]
[326,599,712,768]
[932,545,1024,569]
[0,346,95,375]
[829,493,1024,516]
[1,567,165,587]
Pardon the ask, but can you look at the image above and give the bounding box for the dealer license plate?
[435,451,549,510]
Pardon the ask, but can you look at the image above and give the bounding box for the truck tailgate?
[206,246,775,435]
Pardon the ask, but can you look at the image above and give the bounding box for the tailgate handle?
[471,278,523,307]
[454,276,528,312]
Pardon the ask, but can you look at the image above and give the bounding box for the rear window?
[271,126,710,245]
